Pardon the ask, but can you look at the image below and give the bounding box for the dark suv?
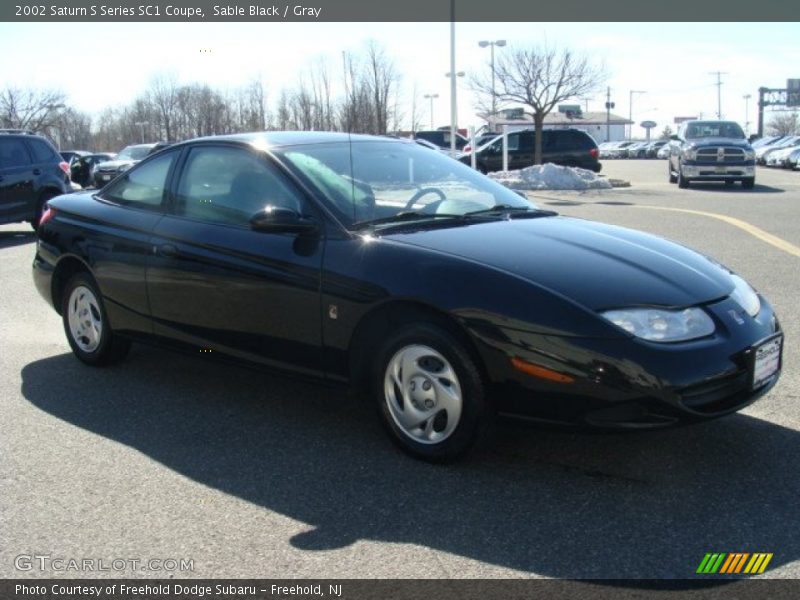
[461,128,601,173]
[0,130,70,228]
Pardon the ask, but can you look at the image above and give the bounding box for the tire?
[61,272,131,366]
[373,323,489,462]
[30,191,57,231]
[742,177,755,189]
[677,164,690,188]
[668,163,677,184]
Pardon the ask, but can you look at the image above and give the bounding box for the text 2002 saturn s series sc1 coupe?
[32,132,783,461]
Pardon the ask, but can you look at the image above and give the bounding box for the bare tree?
[51,108,93,149]
[767,112,800,136]
[660,125,674,140]
[472,45,606,164]
[149,73,180,141]
[407,83,423,133]
[0,87,67,132]
[364,40,398,134]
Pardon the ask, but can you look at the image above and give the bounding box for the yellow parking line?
[637,206,800,258]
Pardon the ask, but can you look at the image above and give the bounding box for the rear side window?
[27,138,59,163]
[175,145,304,226]
[0,138,32,167]
[103,150,177,210]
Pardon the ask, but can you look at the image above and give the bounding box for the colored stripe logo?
[696,552,773,574]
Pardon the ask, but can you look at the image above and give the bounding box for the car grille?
[695,147,746,162]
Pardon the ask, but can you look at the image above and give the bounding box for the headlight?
[744,149,755,160]
[600,307,715,342]
[118,163,133,173]
[729,273,760,317]
[681,147,697,160]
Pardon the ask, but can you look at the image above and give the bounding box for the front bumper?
[682,162,755,180]
[471,297,782,429]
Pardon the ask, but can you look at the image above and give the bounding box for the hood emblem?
[717,148,725,162]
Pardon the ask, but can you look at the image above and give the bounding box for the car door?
[0,137,36,222]
[146,143,325,375]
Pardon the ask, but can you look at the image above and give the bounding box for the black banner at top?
[1,0,798,22]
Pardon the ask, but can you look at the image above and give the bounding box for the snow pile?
[488,163,613,191]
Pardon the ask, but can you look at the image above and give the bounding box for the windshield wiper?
[465,204,558,218]
[464,204,532,216]
[352,211,467,230]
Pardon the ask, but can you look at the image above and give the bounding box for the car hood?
[382,216,734,310]
[96,159,136,169]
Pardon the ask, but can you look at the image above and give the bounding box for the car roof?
[183,131,395,150]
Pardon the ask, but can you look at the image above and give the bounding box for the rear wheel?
[373,323,489,462]
[62,273,131,366]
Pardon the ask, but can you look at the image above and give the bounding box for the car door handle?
[156,244,178,257]
[32,168,41,175]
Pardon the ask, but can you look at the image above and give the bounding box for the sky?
[0,21,797,137]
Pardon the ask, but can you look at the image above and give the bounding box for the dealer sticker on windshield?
[752,335,782,390]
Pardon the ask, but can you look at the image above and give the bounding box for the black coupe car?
[33,132,783,461]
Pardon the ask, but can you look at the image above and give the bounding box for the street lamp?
[629,90,646,139]
[423,94,439,130]
[478,39,507,120]
[445,70,465,151]
[743,94,752,136]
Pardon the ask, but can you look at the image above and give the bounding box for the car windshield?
[276,140,536,229]
[116,145,152,160]
[685,121,745,139]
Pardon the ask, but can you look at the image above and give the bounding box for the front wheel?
[62,273,131,366]
[677,164,690,188]
[373,324,489,462]
[742,177,755,189]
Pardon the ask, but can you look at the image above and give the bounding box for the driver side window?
[176,146,304,226]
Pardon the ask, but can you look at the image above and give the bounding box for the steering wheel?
[404,187,446,211]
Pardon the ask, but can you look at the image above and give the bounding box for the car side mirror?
[250,206,317,234]
[749,134,759,143]
[669,134,680,141]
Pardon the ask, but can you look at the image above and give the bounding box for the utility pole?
[605,87,615,143]
[710,71,728,119]
[629,90,646,139]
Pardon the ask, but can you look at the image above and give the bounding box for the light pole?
[449,0,457,153]
[629,90,646,139]
[445,70,465,149]
[134,121,149,143]
[478,39,506,121]
[423,94,439,130]
[743,94,752,135]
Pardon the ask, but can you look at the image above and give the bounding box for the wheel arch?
[51,255,93,315]
[347,299,488,394]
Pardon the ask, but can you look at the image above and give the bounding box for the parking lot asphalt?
[1,160,798,580]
